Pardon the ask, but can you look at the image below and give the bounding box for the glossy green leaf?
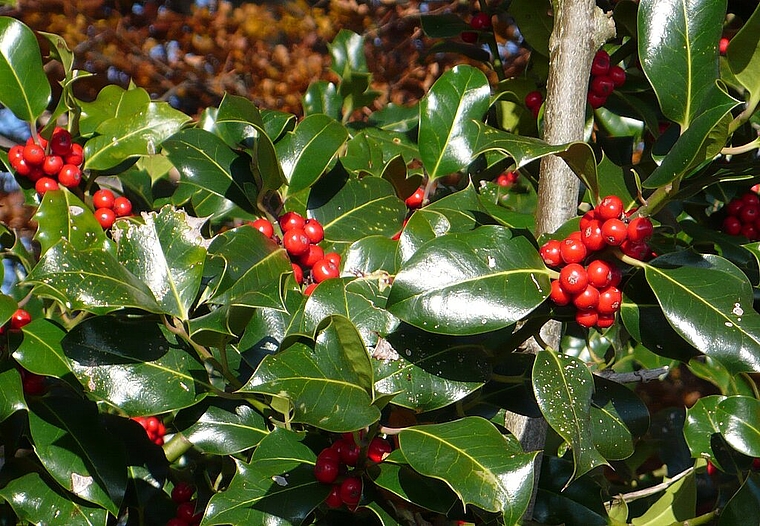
[342,130,419,179]
[0,472,109,526]
[62,316,208,415]
[719,472,760,526]
[177,398,267,455]
[78,85,150,136]
[387,226,551,335]
[0,363,25,422]
[342,235,400,276]
[329,29,369,77]
[645,251,760,375]
[275,114,348,194]
[33,189,111,256]
[683,394,724,459]
[726,5,760,106]
[308,174,406,243]
[370,461,459,514]
[630,468,696,525]
[591,376,648,461]
[28,397,127,515]
[0,17,50,121]
[203,429,325,526]
[212,93,263,144]
[113,207,206,321]
[533,350,608,483]
[715,396,760,457]
[84,100,190,170]
[399,417,536,524]
[163,128,257,219]
[637,0,726,130]
[302,81,342,119]
[14,318,74,383]
[368,102,419,132]
[533,456,608,526]
[25,239,161,315]
[242,315,381,432]
[419,65,490,179]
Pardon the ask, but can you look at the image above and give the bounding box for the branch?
[608,466,694,504]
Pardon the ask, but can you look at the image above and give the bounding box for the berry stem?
[612,248,649,268]
[163,432,194,463]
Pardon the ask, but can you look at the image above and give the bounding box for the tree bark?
[503,0,615,520]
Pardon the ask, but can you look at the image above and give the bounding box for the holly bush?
[0,0,759,524]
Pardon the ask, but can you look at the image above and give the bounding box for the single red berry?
[23,143,45,166]
[92,189,116,210]
[339,476,362,507]
[325,484,343,508]
[57,164,82,188]
[588,91,607,109]
[586,259,614,289]
[317,447,341,464]
[339,440,360,467]
[279,211,305,232]
[597,195,624,221]
[559,263,588,295]
[741,223,759,241]
[304,283,318,296]
[9,309,31,331]
[598,286,622,315]
[171,482,196,504]
[64,144,83,166]
[35,177,59,195]
[95,208,116,229]
[726,198,744,216]
[743,192,760,207]
[50,128,73,157]
[405,187,425,209]
[524,91,543,111]
[292,263,303,285]
[608,65,626,88]
[297,244,324,269]
[176,501,196,522]
[8,144,24,166]
[282,228,311,256]
[13,157,32,177]
[575,309,599,328]
[42,155,64,176]
[312,258,340,283]
[113,197,133,217]
[314,456,340,484]
[590,76,615,98]
[620,240,650,260]
[29,135,48,149]
[627,217,654,243]
[251,218,274,238]
[608,265,623,287]
[559,237,588,265]
[573,285,600,311]
[470,12,492,30]
[706,460,718,477]
[367,437,392,463]
[591,50,611,76]
[461,31,477,43]
[324,252,341,268]
[740,204,760,224]
[539,239,563,268]
[549,280,572,306]
[601,218,628,246]
[579,209,597,230]
[303,219,324,244]
[581,219,606,251]
[27,167,44,182]
[719,37,730,56]
[596,313,616,329]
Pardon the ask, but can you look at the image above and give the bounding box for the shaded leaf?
[718,472,760,526]
[630,468,696,525]
[369,461,459,514]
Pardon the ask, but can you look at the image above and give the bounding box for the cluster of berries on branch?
[313,432,393,511]
[721,190,760,241]
[166,482,202,526]
[539,195,654,328]
[251,212,341,296]
[132,415,167,446]
[92,188,134,229]
[461,12,492,44]
[588,50,626,109]
[7,128,84,195]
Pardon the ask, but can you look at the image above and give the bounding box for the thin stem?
[721,136,760,156]
[484,33,507,82]
[609,466,693,503]
[612,249,649,269]
[377,425,405,436]
[490,373,525,384]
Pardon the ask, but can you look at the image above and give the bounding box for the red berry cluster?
[461,12,491,43]
[496,170,519,188]
[313,433,392,510]
[539,195,654,328]
[132,416,166,446]
[92,188,134,229]
[7,128,84,195]
[250,212,341,296]
[524,91,543,119]
[721,191,760,240]
[587,50,626,109]
[167,482,202,526]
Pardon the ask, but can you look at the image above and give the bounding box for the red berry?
[405,187,425,209]
[367,437,392,463]
[251,218,274,238]
[752,458,760,471]
[314,456,340,484]
[596,313,616,329]
[588,91,607,109]
[549,280,572,306]
[743,192,760,207]
[92,189,116,210]
[620,240,650,260]
[28,135,47,150]
[559,237,588,264]
[13,157,32,177]
[42,155,64,176]
[601,218,628,246]
[303,283,318,296]
[303,219,324,244]
[741,223,759,241]
[598,286,622,315]
[707,460,718,477]
[587,259,614,289]
[297,244,324,269]
[171,482,196,504]
[573,285,600,311]
[95,208,116,229]
[591,50,610,76]
[496,172,518,187]
[740,205,760,224]
[35,177,59,195]
[9,309,31,331]
[64,143,83,166]
[608,265,623,287]
[324,252,342,268]
[726,198,744,216]
[590,76,615,98]
[581,219,606,251]
[339,476,362,507]
[539,239,563,268]
[50,128,73,156]
[524,91,543,111]
[279,211,305,232]
[559,263,588,295]
[21,370,45,395]
[579,209,597,230]
[312,258,340,283]
[23,143,45,166]
[282,228,310,256]
[575,309,599,328]
[608,65,626,88]
[470,12,492,30]
[461,31,477,43]
[325,484,343,508]
[8,145,24,166]
[291,263,304,285]
[597,195,624,221]
[627,217,654,243]
[719,37,729,56]
[176,501,196,522]
[113,197,133,217]
[57,164,82,188]
[318,447,341,464]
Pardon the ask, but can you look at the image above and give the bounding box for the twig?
[609,466,694,504]
[594,366,670,384]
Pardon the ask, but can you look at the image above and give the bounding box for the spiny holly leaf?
[0,472,109,526]
[25,239,161,315]
[645,251,760,375]
[242,315,380,432]
[62,316,209,415]
[176,398,268,455]
[387,226,551,335]
[399,417,536,524]
[419,65,490,179]
[203,429,326,526]
[113,207,206,321]
[532,350,608,484]
[28,397,127,516]
[33,189,111,256]
[0,17,51,122]
[715,396,760,458]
